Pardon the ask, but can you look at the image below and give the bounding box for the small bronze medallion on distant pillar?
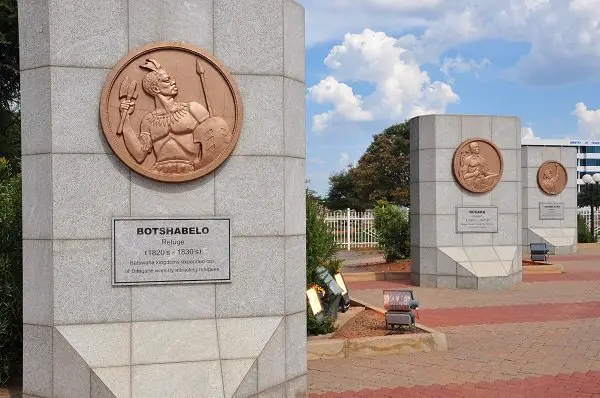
[452,138,503,193]
[99,41,243,183]
[537,161,568,195]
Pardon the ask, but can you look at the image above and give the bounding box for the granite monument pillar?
[410,115,522,289]
[521,145,577,255]
[19,0,307,396]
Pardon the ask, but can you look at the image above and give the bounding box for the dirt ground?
[342,259,410,273]
[332,309,424,339]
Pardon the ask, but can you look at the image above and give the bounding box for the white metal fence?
[577,206,600,234]
[327,207,596,250]
[324,209,378,250]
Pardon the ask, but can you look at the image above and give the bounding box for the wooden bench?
[530,242,550,263]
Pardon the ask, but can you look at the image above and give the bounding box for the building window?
[581,159,600,166]
[580,146,600,154]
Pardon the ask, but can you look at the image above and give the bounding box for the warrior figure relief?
[459,142,500,190]
[118,58,231,175]
[540,163,560,192]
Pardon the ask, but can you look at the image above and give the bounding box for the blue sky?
[299,0,600,196]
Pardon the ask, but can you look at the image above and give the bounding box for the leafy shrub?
[0,158,22,385]
[305,190,340,335]
[306,190,342,287]
[307,314,336,336]
[578,214,596,243]
[373,201,410,262]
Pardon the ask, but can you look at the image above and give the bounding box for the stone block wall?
[19,0,307,396]
[521,145,577,255]
[410,115,522,289]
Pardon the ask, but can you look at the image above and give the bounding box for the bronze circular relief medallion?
[537,160,568,195]
[99,41,243,182]
[452,138,503,193]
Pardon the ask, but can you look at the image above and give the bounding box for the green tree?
[577,185,600,209]
[305,189,341,335]
[306,186,324,204]
[353,121,410,206]
[0,159,22,385]
[0,0,21,385]
[324,167,366,211]
[325,121,411,210]
[306,189,341,287]
[0,0,20,167]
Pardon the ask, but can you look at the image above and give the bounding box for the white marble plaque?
[456,207,498,233]
[112,218,230,285]
[539,202,565,220]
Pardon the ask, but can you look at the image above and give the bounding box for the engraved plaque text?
[456,207,498,233]
[539,202,565,220]
[112,218,230,285]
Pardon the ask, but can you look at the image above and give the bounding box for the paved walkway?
[309,246,600,397]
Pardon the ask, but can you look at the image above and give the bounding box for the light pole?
[582,173,600,241]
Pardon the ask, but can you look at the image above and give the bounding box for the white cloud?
[308,29,459,132]
[308,76,372,132]
[312,112,333,134]
[440,56,491,82]
[366,0,442,11]
[573,102,600,137]
[339,152,351,167]
[521,126,538,139]
[300,0,600,86]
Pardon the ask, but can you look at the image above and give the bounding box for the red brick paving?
[345,271,600,292]
[309,318,600,394]
[309,371,600,397]
[524,271,600,283]
[316,250,600,397]
[552,253,600,261]
[418,301,600,327]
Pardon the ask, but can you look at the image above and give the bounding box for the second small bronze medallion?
[537,161,568,195]
[99,41,243,183]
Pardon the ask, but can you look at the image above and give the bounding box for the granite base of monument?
[525,228,577,255]
[411,246,522,289]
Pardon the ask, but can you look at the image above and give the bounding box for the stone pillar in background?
[522,145,577,255]
[19,0,307,397]
[410,115,522,289]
